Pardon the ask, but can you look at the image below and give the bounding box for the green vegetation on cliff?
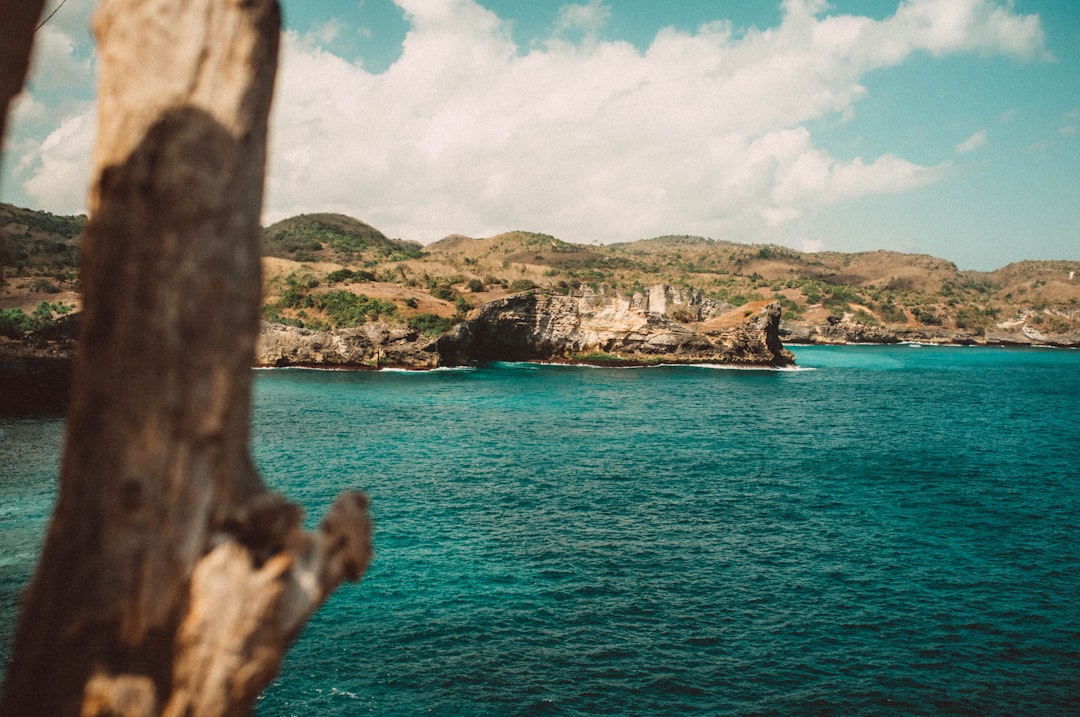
[263,213,423,264]
[4,204,1079,342]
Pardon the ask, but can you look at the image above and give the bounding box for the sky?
[2,0,1078,271]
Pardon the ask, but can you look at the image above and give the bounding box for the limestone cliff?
[255,286,795,369]
[781,307,1080,347]
[257,322,441,369]
[446,292,794,366]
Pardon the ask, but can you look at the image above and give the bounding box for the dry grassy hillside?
[3,203,1079,341]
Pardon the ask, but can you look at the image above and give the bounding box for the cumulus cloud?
[20,104,96,211]
[9,0,1050,246]
[956,129,988,155]
[3,1,97,211]
[553,0,612,43]
[26,25,94,92]
[266,0,1044,245]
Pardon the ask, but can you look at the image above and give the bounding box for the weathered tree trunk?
[0,0,44,151]
[0,2,371,715]
[0,0,47,286]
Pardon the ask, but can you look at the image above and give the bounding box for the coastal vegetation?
[2,201,1079,343]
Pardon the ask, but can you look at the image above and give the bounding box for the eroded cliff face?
[257,322,441,369]
[452,292,794,366]
[781,307,1080,347]
[255,286,795,369]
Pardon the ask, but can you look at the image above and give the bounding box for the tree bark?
[0,0,44,152]
[0,0,47,286]
[0,1,371,715]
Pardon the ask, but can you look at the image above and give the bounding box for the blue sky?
[3,0,1078,270]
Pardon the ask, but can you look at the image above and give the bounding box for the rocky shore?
[780,312,1080,347]
[255,286,795,370]
[7,285,1080,415]
[0,314,77,415]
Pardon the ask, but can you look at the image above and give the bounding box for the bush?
[0,308,32,338]
[454,296,472,318]
[914,308,942,326]
[508,279,537,293]
[431,285,456,302]
[0,301,72,338]
[408,313,454,336]
[467,278,484,293]
[879,301,907,324]
[314,290,396,327]
[850,310,879,326]
[327,268,377,284]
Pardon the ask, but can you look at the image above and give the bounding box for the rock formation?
[257,321,441,369]
[256,286,796,369]
[449,291,794,366]
[781,310,1080,347]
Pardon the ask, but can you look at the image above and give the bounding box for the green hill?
[263,213,423,264]
[3,204,1078,341]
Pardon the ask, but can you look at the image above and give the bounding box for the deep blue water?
[2,345,1079,715]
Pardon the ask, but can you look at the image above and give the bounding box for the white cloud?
[267,0,1037,244]
[7,91,45,128]
[554,0,612,42]
[956,129,988,155]
[7,0,1050,246]
[21,104,96,211]
[882,0,1050,61]
[25,3,96,95]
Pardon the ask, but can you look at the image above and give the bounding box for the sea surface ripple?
[1,346,1077,715]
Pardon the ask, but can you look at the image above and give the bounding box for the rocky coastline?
[7,285,1080,415]
[0,314,77,415]
[255,286,795,370]
[780,313,1080,347]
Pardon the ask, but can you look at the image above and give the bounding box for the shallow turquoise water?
[2,346,1079,714]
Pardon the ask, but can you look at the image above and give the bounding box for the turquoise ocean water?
[2,345,1078,715]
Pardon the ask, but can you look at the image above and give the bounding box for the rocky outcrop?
[0,314,78,415]
[623,284,732,321]
[781,320,902,345]
[255,286,795,369]
[782,312,1080,347]
[0,350,72,415]
[449,292,794,366]
[256,322,441,369]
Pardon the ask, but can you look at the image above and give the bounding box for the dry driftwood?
[0,1,371,715]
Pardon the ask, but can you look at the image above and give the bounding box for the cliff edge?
[256,286,795,369]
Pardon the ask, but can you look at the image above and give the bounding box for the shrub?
[850,310,879,326]
[326,268,376,284]
[314,290,396,327]
[508,279,537,293]
[431,285,456,302]
[454,296,472,318]
[914,308,942,326]
[0,308,32,338]
[408,313,454,336]
[879,301,907,323]
[0,302,74,338]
